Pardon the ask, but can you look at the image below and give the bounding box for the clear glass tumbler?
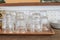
[31,12,41,32]
[41,17,50,31]
[16,12,27,33]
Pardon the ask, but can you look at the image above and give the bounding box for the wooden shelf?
[0,2,60,6]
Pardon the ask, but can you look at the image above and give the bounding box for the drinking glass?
[31,12,41,32]
[41,17,50,31]
[10,11,16,32]
[16,12,27,33]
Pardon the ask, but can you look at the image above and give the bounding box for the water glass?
[41,17,50,31]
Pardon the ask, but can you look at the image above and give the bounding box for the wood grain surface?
[5,0,40,3]
[0,2,60,6]
[0,29,59,40]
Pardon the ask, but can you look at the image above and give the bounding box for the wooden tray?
[0,28,55,35]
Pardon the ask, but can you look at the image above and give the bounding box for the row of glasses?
[2,10,50,33]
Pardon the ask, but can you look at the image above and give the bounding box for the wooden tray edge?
[0,28,55,35]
